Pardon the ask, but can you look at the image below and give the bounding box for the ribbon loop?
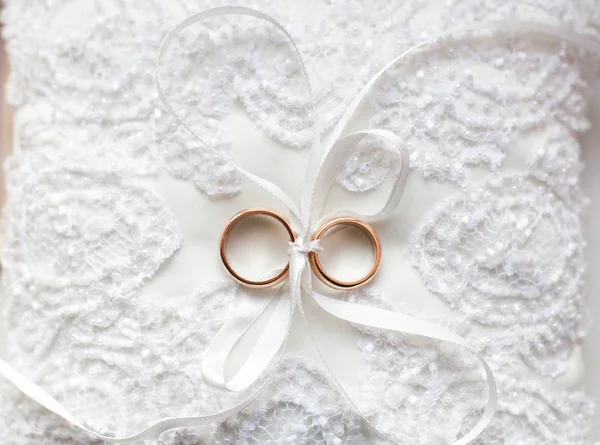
[156,6,317,230]
[306,129,410,232]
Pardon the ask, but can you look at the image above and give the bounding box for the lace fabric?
[350,288,595,444]
[1,0,599,444]
[410,173,586,377]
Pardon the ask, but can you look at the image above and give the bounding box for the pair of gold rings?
[219,208,382,290]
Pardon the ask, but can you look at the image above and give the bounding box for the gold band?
[219,208,296,288]
[308,217,382,290]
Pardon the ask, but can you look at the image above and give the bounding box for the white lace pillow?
[1,1,599,444]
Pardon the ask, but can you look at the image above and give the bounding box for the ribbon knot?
[289,238,322,255]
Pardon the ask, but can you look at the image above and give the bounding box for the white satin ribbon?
[1,6,600,444]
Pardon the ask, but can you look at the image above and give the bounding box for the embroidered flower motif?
[154,108,240,196]
[347,287,595,445]
[212,357,366,445]
[2,166,182,292]
[356,326,595,445]
[5,0,176,120]
[337,135,402,192]
[364,40,593,185]
[1,282,239,438]
[528,124,587,210]
[410,174,586,376]
[15,112,161,177]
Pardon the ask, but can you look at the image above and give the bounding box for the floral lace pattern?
[410,174,586,377]
[3,166,182,291]
[1,0,599,444]
[350,288,596,445]
[0,281,240,440]
[366,39,593,186]
[212,357,366,445]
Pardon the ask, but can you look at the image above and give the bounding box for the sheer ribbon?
[1,6,600,444]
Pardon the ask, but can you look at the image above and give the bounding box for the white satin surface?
[1,6,600,445]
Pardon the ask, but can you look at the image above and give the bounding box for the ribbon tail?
[226,258,308,392]
[223,291,293,391]
[202,284,291,391]
[0,351,278,443]
[213,295,294,392]
[306,292,497,445]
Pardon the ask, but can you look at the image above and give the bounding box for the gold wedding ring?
[219,208,296,288]
[220,209,381,290]
[308,217,382,290]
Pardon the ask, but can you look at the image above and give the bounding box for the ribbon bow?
[160,8,496,445]
[1,6,599,445]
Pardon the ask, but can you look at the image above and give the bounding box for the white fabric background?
[1,1,600,443]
